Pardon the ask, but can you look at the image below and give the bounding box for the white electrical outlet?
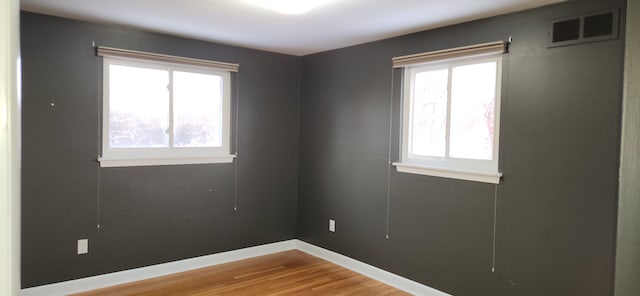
[329,219,336,232]
[77,239,88,254]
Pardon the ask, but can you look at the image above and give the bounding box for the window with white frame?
[392,42,505,184]
[97,47,238,167]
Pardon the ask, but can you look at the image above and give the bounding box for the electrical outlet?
[77,239,88,254]
[329,219,335,232]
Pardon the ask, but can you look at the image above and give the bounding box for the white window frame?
[393,52,503,184]
[98,54,235,167]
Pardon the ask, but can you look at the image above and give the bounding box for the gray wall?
[22,0,629,295]
[615,0,640,294]
[298,0,625,295]
[20,12,301,288]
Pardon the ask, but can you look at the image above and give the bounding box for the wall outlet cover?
[329,219,335,232]
[77,239,88,254]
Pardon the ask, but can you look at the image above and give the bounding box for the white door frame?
[0,0,21,295]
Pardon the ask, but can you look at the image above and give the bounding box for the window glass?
[173,71,222,148]
[410,68,448,158]
[449,61,497,160]
[108,64,169,148]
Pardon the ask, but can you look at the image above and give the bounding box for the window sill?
[392,162,502,184]
[98,155,236,168]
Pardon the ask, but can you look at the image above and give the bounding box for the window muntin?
[100,57,233,167]
[398,54,502,183]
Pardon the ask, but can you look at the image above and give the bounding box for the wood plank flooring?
[73,250,410,295]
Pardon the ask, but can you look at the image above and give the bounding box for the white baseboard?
[20,240,298,296]
[21,239,451,296]
[296,240,451,296]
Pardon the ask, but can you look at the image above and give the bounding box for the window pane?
[410,69,449,158]
[109,64,169,148]
[449,61,497,160]
[173,71,222,147]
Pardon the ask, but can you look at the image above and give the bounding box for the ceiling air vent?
[548,9,619,48]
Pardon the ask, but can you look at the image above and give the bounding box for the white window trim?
[393,162,502,184]
[393,52,503,184]
[98,53,236,167]
[98,155,236,168]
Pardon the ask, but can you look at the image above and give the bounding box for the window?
[392,42,504,184]
[97,47,237,167]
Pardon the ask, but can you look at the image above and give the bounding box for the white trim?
[21,240,297,296]
[296,241,452,296]
[1,0,21,294]
[394,162,502,184]
[98,155,236,167]
[20,240,452,296]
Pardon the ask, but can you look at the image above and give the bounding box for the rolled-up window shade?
[97,46,239,72]
[392,41,506,68]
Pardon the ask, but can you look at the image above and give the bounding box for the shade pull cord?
[385,67,396,240]
[491,183,499,272]
[233,71,240,212]
[95,40,102,230]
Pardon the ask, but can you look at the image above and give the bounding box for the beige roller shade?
[97,46,239,72]
[392,40,506,68]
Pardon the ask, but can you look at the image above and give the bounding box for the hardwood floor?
[73,250,410,295]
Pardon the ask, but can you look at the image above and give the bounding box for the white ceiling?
[20,0,565,56]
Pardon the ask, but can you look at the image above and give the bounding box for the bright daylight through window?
[98,49,236,167]
[393,43,504,184]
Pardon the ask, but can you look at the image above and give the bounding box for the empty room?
[1,0,639,295]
